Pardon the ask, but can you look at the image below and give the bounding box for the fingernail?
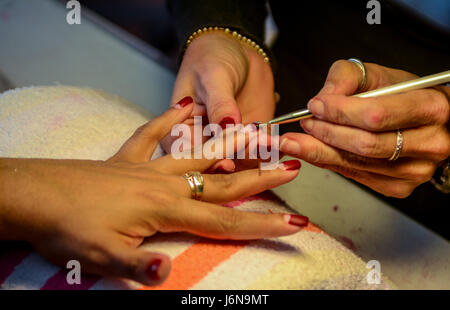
[219,117,235,129]
[174,96,193,109]
[279,138,301,154]
[279,159,301,171]
[307,99,324,118]
[146,258,162,281]
[320,82,335,95]
[300,119,313,132]
[284,214,309,227]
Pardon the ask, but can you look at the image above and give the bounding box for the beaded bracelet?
[185,26,270,64]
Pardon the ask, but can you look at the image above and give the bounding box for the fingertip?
[141,254,171,286]
[173,96,194,109]
[278,159,301,171]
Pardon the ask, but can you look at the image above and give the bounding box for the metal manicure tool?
[255,70,450,127]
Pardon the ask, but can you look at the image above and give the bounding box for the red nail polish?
[219,117,235,129]
[288,214,309,227]
[146,259,162,281]
[281,160,301,171]
[177,96,193,108]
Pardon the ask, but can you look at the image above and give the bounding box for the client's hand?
[161,32,276,172]
[0,101,305,286]
[280,60,450,198]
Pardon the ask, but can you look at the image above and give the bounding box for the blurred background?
[78,0,179,64]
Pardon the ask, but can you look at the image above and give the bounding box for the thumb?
[104,242,171,286]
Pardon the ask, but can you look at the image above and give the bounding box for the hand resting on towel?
[0,98,306,286]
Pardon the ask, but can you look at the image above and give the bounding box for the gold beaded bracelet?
[185,26,270,64]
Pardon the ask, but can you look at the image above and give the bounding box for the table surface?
[0,0,448,289]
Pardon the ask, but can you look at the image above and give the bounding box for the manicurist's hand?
[161,32,276,172]
[280,60,450,198]
[0,101,306,286]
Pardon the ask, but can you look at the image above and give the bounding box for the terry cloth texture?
[0,86,394,289]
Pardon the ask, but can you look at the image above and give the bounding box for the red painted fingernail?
[287,214,309,227]
[280,160,301,171]
[146,259,162,281]
[175,96,193,109]
[219,117,235,129]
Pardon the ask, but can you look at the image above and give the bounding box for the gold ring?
[183,171,204,200]
[388,129,404,161]
[348,58,367,91]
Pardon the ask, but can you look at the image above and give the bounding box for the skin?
[161,32,276,172]
[0,102,304,286]
[167,33,450,198]
[280,61,450,198]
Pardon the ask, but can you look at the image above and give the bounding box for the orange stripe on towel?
[140,239,248,290]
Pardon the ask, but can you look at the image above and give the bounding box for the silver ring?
[388,130,404,161]
[348,58,367,91]
[183,171,204,200]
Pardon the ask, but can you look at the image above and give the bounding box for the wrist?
[185,27,270,65]
[0,158,52,243]
[0,158,27,241]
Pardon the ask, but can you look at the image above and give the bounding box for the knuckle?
[332,102,350,125]
[354,133,380,156]
[308,145,324,163]
[389,184,415,198]
[402,162,436,183]
[428,91,449,124]
[363,104,387,131]
[85,243,113,269]
[217,210,241,234]
[428,132,450,161]
[316,122,332,142]
[214,174,234,191]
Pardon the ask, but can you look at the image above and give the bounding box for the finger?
[195,65,242,128]
[169,160,300,203]
[110,98,194,163]
[300,118,450,161]
[151,125,259,174]
[318,164,420,198]
[300,118,395,158]
[155,197,309,240]
[308,89,449,131]
[99,241,171,286]
[279,132,437,180]
[317,60,417,96]
[161,71,209,154]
